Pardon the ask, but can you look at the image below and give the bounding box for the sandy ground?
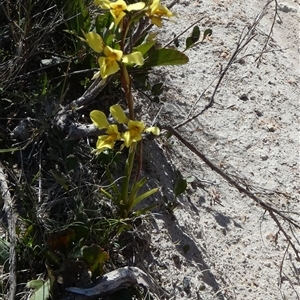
[135,0,300,299]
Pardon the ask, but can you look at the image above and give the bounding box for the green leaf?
[151,82,164,96]
[143,48,189,68]
[50,170,69,191]
[185,25,200,50]
[0,147,20,153]
[202,28,212,41]
[82,244,109,276]
[174,171,187,198]
[132,187,159,207]
[128,177,147,208]
[133,203,158,217]
[96,13,113,38]
[0,238,9,265]
[133,41,156,56]
[65,0,91,34]
[26,279,51,300]
[26,280,44,290]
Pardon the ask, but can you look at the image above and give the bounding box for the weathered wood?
[65,266,158,298]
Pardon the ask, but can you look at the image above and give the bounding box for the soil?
[133,0,300,299]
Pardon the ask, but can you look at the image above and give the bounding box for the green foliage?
[0,238,9,266]
[82,244,109,277]
[174,170,187,199]
[184,26,213,51]
[142,48,189,68]
[163,170,188,214]
[26,278,52,300]
[100,152,159,219]
[185,25,200,50]
[0,0,212,298]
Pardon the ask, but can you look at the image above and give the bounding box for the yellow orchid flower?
[146,0,174,27]
[95,124,121,153]
[97,46,123,79]
[123,120,160,147]
[90,105,128,153]
[92,45,144,79]
[95,0,146,26]
[90,105,160,151]
[83,32,105,53]
[110,104,129,124]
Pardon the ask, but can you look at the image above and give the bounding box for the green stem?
[121,65,134,119]
[120,143,137,214]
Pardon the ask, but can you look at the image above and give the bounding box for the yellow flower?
[90,105,160,151]
[123,120,160,147]
[83,32,105,53]
[110,104,129,123]
[98,46,123,79]
[95,124,120,153]
[146,0,174,27]
[90,105,128,153]
[95,0,145,26]
[92,46,144,79]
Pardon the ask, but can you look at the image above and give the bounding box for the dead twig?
[0,163,17,300]
[164,126,300,260]
[255,0,281,66]
[174,0,277,130]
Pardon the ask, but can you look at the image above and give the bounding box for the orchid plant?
[80,0,192,218]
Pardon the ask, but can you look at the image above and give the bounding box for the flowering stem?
[120,143,136,216]
[135,141,143,182]
[119,17,135,120]
[121,65,134,120]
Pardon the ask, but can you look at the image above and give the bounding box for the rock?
[278,2,297,13]
[239,93,249,101]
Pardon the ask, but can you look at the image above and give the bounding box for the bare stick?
[164,126,300,259]
[174,0,277,130]
[255,0,280,66]
[0,163,17,300]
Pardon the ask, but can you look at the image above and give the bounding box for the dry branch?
[164,126,300,260]
[175,0,278,130]
[0,163,17,300]
[65,266,159,298]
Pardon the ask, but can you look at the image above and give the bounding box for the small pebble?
[239,94,249,101]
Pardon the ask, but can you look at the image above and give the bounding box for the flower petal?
[110,10,126,25]
[106,124,121,139]
[145,126,160,135]
[95,135,114,153]
[95,124,120,153]
[127,2,145,11]
[127,120,144,143]
[104,46,123,61]
[84,32,104,53]
[128,120,145,134]
[99,56,120,79]
[122,131,132,147]
[90,110,109,129]
[110,104,129,124]
[122,52,144,65]
[149,16,162,27]
[110,0,127,10]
